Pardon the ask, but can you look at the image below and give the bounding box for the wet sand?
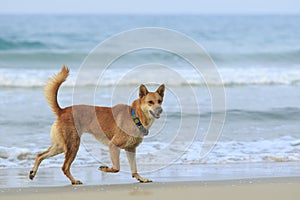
[1,163,300,200]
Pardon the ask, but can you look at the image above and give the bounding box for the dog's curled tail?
[44,66,69,117]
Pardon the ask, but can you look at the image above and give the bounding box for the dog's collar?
[131,109,149,136]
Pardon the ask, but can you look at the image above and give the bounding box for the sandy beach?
[1,163,300,200]
[1,176,299,200]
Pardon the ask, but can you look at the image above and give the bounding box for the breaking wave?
[1,66,300,88]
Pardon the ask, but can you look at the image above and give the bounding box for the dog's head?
[139,84,165,119]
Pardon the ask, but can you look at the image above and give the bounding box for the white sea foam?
[1,67,300,88]
[1,136,299,169]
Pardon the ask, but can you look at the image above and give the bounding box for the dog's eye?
[148,100,154,105]
[158,100,162,104]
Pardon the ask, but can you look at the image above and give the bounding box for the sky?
[0,0,299,14]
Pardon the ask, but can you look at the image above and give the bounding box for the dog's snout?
[156,107,163,114]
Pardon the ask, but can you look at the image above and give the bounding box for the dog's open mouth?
[149,110,160,119]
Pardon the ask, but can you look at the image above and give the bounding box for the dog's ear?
[156,84,165,98]
[139,84,149,98]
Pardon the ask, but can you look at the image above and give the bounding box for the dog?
[29,66,165,184]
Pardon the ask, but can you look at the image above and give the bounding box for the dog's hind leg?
[62,134,82,185]
[29,122,64,180]
[29,144,63,180]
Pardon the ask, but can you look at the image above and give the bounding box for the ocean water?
[0,15,300,172]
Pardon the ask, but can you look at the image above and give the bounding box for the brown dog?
[29,66,165,184]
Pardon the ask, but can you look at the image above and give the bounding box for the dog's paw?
[72,180,83,185]
[98,166,109,171]
[29,170,35,180]
[138,178,152,183]
[98,166,119,173]
[132,173,152,183]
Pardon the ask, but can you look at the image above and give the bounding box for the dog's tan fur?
[29,66,165,184]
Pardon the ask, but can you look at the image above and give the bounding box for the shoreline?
[0,162,300,188]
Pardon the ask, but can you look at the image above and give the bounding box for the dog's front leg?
[126,149,152,183]
[99,142,120,173]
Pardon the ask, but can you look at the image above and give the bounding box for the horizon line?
[0,11,299,15]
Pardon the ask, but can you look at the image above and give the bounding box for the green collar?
[131,109,149,136]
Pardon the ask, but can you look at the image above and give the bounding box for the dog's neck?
[131,99,154,129]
